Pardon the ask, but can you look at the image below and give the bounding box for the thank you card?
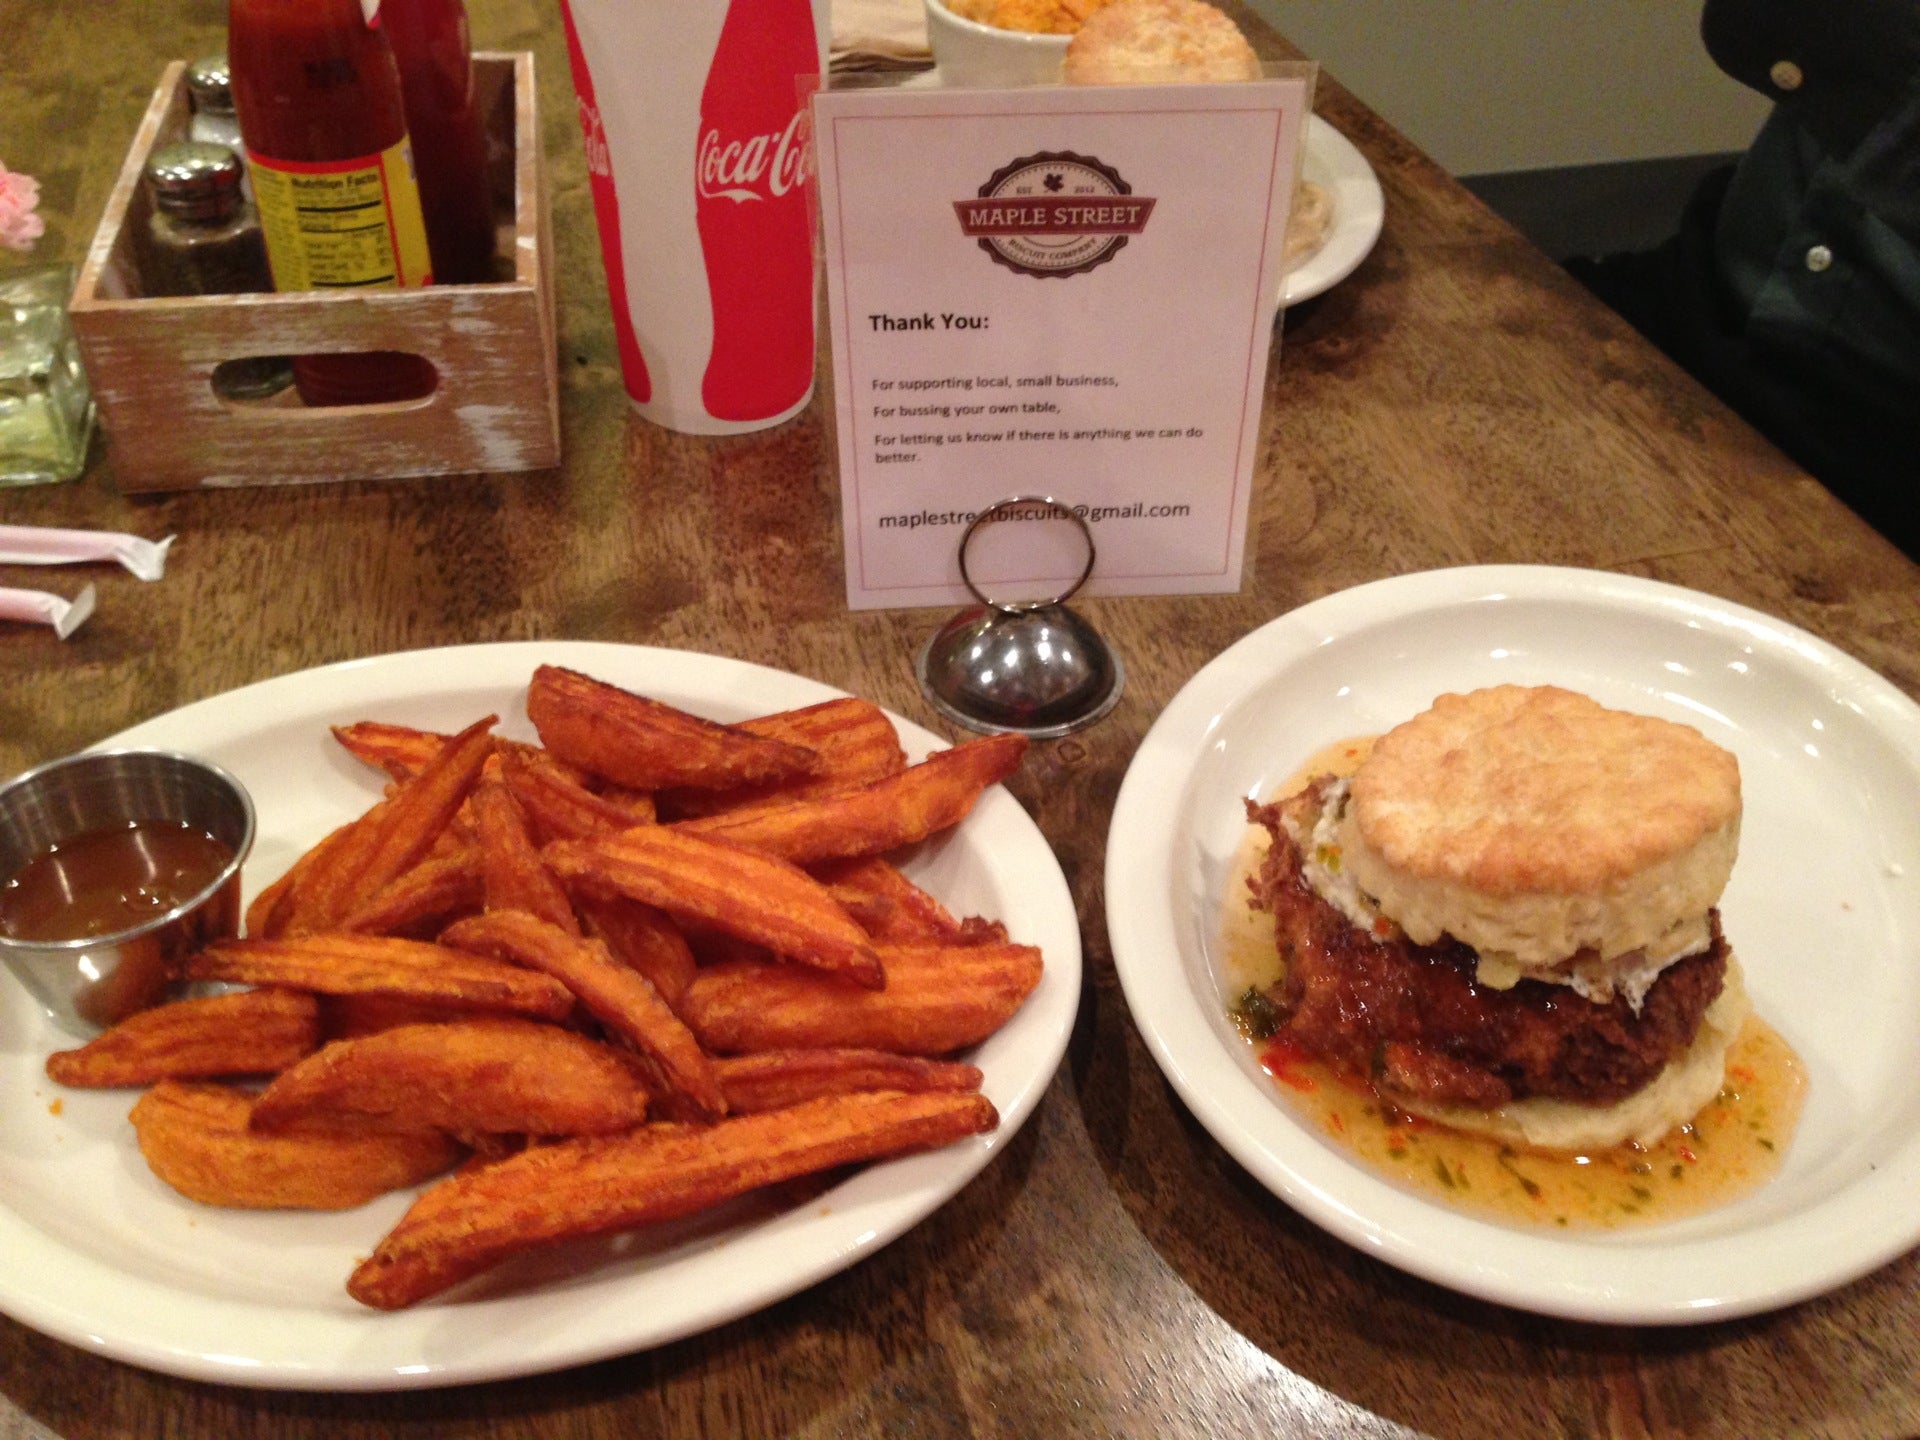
[814,73,1311,610]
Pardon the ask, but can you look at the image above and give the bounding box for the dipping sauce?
[0,820,235,942]
[1222,738,1807,1231]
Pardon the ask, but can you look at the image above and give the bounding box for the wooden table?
[4,3,1917,1436]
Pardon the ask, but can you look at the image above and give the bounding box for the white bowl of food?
[923,0,1073,87]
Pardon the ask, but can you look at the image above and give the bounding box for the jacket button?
[1770,59,1804,90]
[1806,244,1833,272]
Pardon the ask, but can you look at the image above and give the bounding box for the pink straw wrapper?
[0,525,173,580]
[0,584,96,639]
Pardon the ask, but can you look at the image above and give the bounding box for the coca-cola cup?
[557,0,828,435]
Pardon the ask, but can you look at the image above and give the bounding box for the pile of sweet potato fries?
[42,665,1042,1309]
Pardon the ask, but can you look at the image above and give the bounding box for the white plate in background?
[1283,116,1384,305]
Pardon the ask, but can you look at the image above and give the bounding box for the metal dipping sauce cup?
[0,750,254,1037]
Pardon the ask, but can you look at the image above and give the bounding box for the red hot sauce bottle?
[228,0,439,406]
[383,0,496,285]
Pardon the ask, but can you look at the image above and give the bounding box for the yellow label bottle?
[228,0,440,405]
[247,136,435,290]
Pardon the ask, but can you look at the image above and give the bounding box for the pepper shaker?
[142,141,292,399]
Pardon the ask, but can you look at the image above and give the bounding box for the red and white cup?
[558,0,828,436]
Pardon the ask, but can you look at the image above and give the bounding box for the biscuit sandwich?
[1245,684,1749,1151]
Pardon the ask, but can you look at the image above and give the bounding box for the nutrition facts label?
[248,138,434,291]
[815,74,1310,610]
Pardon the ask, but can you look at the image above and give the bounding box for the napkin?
[833,0,931,69]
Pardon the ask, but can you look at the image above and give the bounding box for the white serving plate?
[0,642,1081,1388]
[1106,565,1920,1323]
[1283,116,1384,306]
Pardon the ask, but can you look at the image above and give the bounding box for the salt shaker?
[185,55,245,155]
[186,55,251,203]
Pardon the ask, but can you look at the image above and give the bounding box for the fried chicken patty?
[1245,791,1730,1111]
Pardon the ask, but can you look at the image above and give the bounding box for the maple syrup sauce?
[0,820,234,942]
[1222,737,1806,1230]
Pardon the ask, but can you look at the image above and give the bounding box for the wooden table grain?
[3,3,1918,1437]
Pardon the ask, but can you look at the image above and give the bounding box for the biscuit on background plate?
[1062,0,1261,83]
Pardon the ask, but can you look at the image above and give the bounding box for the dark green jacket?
[1571,2,1919,554]
[1706,0,1920,424]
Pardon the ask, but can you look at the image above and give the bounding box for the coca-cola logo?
[578,99,611,179]
[697,110,812,204]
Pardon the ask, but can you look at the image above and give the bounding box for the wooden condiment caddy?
[69,53,559,491]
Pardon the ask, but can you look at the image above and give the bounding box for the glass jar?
[0,264,95,487]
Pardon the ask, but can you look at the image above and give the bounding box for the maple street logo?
[955,152,1155,278]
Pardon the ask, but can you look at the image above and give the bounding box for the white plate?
[1105,565,1920,1324]
[0,642,1081,1389]
[1282,116,1383,306]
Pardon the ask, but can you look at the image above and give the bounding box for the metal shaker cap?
[144,141,246,221]
[185,55,236,116]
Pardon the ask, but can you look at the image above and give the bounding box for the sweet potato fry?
[499,746,652,843]
[280,799,407,939]
[811,856,1009,946]
[251,1019,650,1137]
[659,698,907,818]
[671,733,1027,865]
[288,715,497,933]
[738,696,904,758]
[338,844,484,936]
[470,781,579,934]
[680,942,1043,1056]
[440,910,724,1121]
[544,827,883,988]
[186,934,576,1020]
[45,988,320,1088]
[346,1088,998,1308]
[714,1049,982,1115]
[132,1081,461,1210]
[244,862,302,940]
[739,697,906,779]
[677,924,776,971]
[330,721,447,781]
[319,992,516,1040]
[527,664,818,791]
[595,783,658,827]
[332,722,596,789]
[245,808,374,940]
[574,895,698,1009]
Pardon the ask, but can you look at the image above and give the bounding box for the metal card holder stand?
[916,496,1123,737]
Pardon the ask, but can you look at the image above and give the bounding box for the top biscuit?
[1348,685,1741,898]
[1062,0,1262,83]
